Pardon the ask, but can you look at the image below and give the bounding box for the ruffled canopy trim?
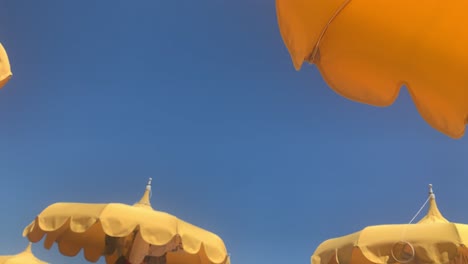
[23,202,229,264]
[312,192,468,264]
[276,0,468,138]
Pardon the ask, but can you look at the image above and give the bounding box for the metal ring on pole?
[391,241,415,263]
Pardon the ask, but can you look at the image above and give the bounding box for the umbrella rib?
[308,0,352,63]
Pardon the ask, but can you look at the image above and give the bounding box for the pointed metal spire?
[133,178,153,209]
[418,184,449,224]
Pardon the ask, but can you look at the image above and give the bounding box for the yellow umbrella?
[0,243,48,264]
[311,185,468,264]
[0,43,12,89]
[23,179,230,264]
[276,0,468,138]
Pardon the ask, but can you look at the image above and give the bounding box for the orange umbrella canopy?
[276,0,468,138]
[0,43,12,89]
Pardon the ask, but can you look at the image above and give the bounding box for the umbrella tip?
[429,184,434,198]
[417,183,448,223]
[147,177,152,191]
[134,178,153,208]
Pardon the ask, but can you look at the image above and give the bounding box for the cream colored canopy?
[312,185,468,264]
[0,243,48,264]
[23,179,230,264]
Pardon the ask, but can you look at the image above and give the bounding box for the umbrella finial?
[418,184,449,224]
[147,177,152,190]
[134,178,153,208]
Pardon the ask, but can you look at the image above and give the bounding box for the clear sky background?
[1,1,468,264]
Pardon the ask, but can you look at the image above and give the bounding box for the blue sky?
[1,1,468,264]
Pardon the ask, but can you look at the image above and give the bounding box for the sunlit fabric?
[0,243,48,264]
[276,0,468,138]
[311,186,468,264]
[0,43,12,89]
[23,180,230,264]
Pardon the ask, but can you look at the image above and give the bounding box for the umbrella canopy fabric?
[276,0,468,138]
[0,43,12,89]
[0,243,48,264]
[311,185,468,264]
[23,179,230,264]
